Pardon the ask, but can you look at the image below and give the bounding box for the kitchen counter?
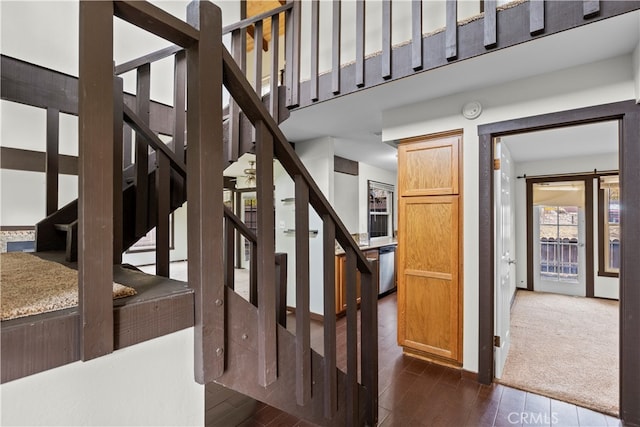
[335,237,397,255]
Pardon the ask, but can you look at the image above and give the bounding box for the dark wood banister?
[224,206,256,242]
[222,2,292,34]
[220,47,372,274]
[114,3,290,77]
[115,45,182,75]
[122,104,187,177]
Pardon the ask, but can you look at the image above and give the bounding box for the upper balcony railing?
[266,0,639,109]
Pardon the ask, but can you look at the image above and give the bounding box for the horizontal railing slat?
[114,45,182,75]
[114,1,198,47]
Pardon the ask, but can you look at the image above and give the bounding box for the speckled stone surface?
[1,252,136,321]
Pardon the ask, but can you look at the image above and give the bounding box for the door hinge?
[494,335,501,347]
[493,159,501,170]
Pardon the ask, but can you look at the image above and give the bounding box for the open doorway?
[477,100,640,425]
[492,121,620,414]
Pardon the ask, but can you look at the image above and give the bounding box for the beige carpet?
[1,252,136,321]
[500,290,619,416]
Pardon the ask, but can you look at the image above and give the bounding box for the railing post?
[113,77,124,264]
[269,13,280,122]
[345,247,358,426]
[186,0,225,384]
[381,0,392,79]
[355,1,365,88]
[530,0,545,35]
[294,174,311,406]
[445,0,458,60]
[156,153,170,277]
[411,0,423,70]
[484,0,497,49]
[285,0,300,108]
[45,108,59,216]
[360,264,378,426]
[256,120,277,387]
[331,0,341,94]
[322,216,337,420]
[78,0,114,361]
[134,63,150,238]
[310,0,320,101]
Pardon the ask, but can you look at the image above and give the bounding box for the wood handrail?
[223,206,256,242]
[222,3,292,34]
[113,1,199,48]
[123,104,187,178]
[114,45,182,75]
[220,47,372,274]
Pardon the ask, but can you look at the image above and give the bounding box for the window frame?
[598,173,620,278]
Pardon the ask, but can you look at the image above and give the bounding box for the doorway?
[530,179,588,297]
[477,100,640,425]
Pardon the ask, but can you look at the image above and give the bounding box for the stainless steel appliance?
[378,245,396,296]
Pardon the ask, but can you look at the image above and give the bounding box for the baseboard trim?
[286,306,324,322]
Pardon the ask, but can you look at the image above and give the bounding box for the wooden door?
[397,131,463,365]
[398,196,460,361]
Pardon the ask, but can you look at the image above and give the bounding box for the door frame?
[477,100,640,426]
[526,175,594,297]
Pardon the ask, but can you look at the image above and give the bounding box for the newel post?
[186,0,225,384]
[78,0,115,361]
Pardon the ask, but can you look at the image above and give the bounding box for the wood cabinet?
[397,131,463,366]
[335,249,379,315]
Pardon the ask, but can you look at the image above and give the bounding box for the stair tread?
[53,220,78,231]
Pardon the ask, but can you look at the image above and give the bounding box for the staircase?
[29,1,379,426]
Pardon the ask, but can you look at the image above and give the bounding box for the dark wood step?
[54,220,78,262]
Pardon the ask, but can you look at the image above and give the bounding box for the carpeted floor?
[500,290,619,416]
[1,252,136,321]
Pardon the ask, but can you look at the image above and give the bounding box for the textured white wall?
[334,172,359,233]
[634,35,640,103]
[0,328,204,427]
[382,54,634,372]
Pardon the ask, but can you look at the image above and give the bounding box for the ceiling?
[279,10,639,172]
[501,121,619,163]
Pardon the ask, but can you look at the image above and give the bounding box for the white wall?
[334,172,359,232]
[275,137,334,315]
[634,37,640,103]
[512,154,620,299]
[0,328,204,427]
[382,54,635,372]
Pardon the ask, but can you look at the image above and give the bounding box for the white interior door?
[495,141,515,379]
[532,181,587,297]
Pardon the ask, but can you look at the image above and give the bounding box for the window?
[368,181,394,239]
[599,175,620,277]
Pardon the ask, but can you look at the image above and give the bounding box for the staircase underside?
[214,289,367,426]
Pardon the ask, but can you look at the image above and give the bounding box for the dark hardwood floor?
[238,293,621,427]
